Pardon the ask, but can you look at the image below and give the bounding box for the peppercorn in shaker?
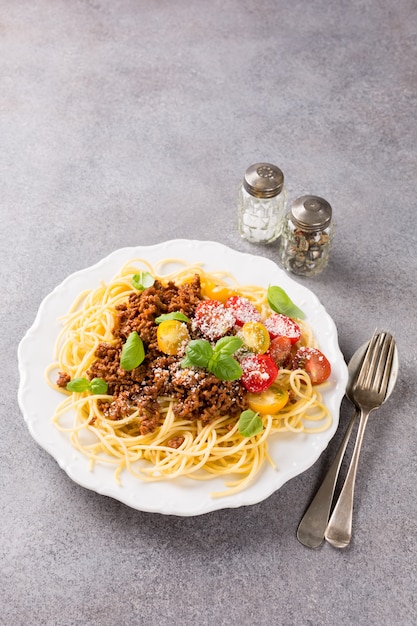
[237,163,286,244]
[279,195,333,276]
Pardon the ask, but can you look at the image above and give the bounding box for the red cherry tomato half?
[264,313,301,344]
[268,335,293,366]
[225,295,261,327]
[293,347,331,384]
[194,299,235,341]
[240,354,279,393]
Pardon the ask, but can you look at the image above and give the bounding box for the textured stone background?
[1,1,416,624]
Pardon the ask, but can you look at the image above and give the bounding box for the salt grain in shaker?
[237,163,286,243]
[279,195,333,276]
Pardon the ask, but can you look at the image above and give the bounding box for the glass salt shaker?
[237,162,286,244]
[279,195,333,276]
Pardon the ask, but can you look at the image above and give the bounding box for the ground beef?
[56,371,71,388]
[114,275,202,348]
[83,275,248,435]
[167,436,185,449]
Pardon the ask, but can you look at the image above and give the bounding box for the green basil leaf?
[120,331,145,371]
[90,378,109,395]
[181,339,213,369]
[214,335,243,356]
[180,355,195,369]
[267,285,305,319]
[132,271,155,291]
[155,311,190,325]
[66,377,91,393]
[238,409,264,437]
[209,353,243,381]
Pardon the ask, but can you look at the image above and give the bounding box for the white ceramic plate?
[18,240,348,516]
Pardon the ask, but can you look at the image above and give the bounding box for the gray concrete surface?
[1,1,416,624]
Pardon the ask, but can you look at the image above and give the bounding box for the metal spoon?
[297,335,398,549]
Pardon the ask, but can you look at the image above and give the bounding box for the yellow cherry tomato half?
[241,321,270,354]
[157,320,190,355]
[247,386,289,415]
[200,278,238,304]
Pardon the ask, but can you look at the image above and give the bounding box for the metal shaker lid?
[290,195,332,230]
[243,163,284,198]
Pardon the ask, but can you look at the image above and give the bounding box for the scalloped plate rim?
[17,239,348,516]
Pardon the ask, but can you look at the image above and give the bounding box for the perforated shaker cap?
[290,195,332,231]
[243,163,284,198]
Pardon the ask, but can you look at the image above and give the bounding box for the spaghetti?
[47,258,331,497]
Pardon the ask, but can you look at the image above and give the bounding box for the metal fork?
[324,331,396,548]
[296,331,380,549]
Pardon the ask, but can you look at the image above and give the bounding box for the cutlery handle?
[324,408,370,548]
[297,409,358,548]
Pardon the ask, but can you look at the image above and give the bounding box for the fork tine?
[357,331,394,393]
[375,334,395,398]
[367,333,387,387]
[361,332,384,389]
[368,332,394,393]
[356,330,379,389]
[355,330,378,385]
[365,332,387,388]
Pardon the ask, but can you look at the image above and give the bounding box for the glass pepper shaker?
[237,162,286,244]
[279,195,333,276]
